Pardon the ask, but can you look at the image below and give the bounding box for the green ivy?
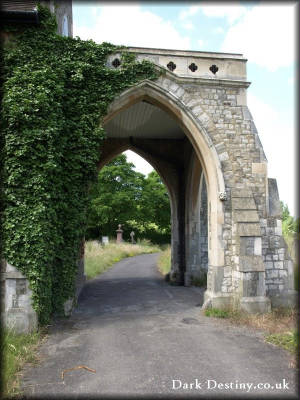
[1,5,160,325]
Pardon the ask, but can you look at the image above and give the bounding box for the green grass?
[2,328,44,397]
[85,240,161,279]
[157,245,171,276]
[203,306,298,355]
[204,308,230,318]
[265,330,298,354]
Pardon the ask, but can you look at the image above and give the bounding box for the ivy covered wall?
[1,6,159,325]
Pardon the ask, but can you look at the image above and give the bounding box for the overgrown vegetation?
[204,306,298,356]
[157,245,171,276]
[85,240,161,279]
[86,155,171,244]
[1,6,160,325]
[1,329,45,397]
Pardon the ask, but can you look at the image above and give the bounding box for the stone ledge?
[1,271,25,280]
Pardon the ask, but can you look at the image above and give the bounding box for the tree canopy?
[86,154,171,244]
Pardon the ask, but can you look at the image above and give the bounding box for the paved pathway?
[21,253,297,398]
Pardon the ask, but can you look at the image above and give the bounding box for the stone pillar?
[1,260,38,334]
[232,189,271,313]
[116,224,123,243]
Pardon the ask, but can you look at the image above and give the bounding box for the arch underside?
[100,79,225,287]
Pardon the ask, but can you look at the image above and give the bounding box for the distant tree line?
[86,154,171,244]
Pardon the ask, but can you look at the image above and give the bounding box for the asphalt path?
[21,253,297,398]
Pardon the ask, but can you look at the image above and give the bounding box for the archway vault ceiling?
[104,101,185,139]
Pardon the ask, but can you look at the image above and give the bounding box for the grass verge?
[204,308,230,318]
[265,331,298,354]
[157,245,171,276]
[85,240,161,279]
[203,306,298,357]
[1,328,46,397]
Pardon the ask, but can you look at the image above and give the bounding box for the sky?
[72,1,298,217]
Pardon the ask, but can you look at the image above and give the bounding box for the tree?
[85,154,171,243]
[139,171,171,232]
[86,154,144,238]
[280,201,299,236]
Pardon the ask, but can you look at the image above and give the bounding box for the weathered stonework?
[2,46,296,333]
[1,260,38,334]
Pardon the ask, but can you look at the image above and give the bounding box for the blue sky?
[72,1,297,216]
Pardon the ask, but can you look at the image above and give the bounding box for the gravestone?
[130,231,136,244]
[102,236,109,246]
[116,224,123,243]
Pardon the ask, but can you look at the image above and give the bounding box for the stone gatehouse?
[1,2,296,333]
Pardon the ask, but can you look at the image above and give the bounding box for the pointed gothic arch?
[103,80,226,274]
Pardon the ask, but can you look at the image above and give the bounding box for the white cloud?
[213,26,224,34]
[181,21,195,30]
[221,4,296,71]
[124,150,153,176]
[91,6,98,17]
[74,4,191,50]
[179,6,200,20]
[288,75,297,86]
[248,92,296,216]
[198,39,204,48]
[200,4,247,24]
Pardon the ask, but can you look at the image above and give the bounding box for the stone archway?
[2,46,296,333]
[101,80,226,292]
[99,81,225,290]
